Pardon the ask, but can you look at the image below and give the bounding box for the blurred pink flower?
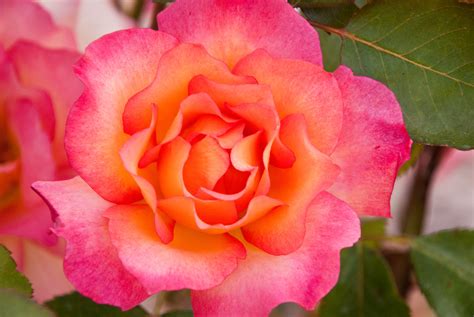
[0,0,83,302]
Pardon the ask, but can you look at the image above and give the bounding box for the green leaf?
[162,311,194,317]
[319,244,409,317]
[317,29,343,71]
[411,229,474,317]
[313,0,474,149]
[301,3,358,28]
[0,289,53,317]
[46,292,147,317]
[0,245,32,296]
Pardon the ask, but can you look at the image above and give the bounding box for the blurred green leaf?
[319,244,409,317]
[0,289,53,317]
[313,0,474,149]
[398,143,424,175]
[0,245,31,296]
[411,229,474,317]
[361,219,386,240]
[162,310,194,317]
[152,0,174,4]
[46,292,147,317]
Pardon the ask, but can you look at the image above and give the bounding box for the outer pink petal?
[66,29,178,204]
[192,192,360,317]
[8,41,82,169]
[32,177,149,310]
[233,49,343,154]
[158,0,322,67]
[104,205,246,294]
[0,0,76,50]
[329,66,412,217]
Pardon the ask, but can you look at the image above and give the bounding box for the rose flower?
[33,0,411,315]
[0,0,83,301]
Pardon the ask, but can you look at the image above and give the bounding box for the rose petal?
[0,100,55,244]
[157,195,283,234]
[192,192,360,317]
[104,205,246,293]
[234,49,343,154]
[158,0,322,67]
[157,137,191,198]
[138,93,227,168]
[217,123,245,149]
[119,106,174,244]
[0,53,55,140]
[242,114,340,255]
[230,132,263,172]
[66,29,178,204]
[123,43,253,137]
[8,41,82,168]
[329,66,411,217]
[188,75,271,108]
[32,177,149,310]
[183,136,230,194]
[181,115,231,142]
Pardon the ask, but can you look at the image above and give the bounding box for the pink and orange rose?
[34,0,411,315]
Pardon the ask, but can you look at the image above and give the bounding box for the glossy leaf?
[319,244,409,317]
[411,230,474,317]
[46,292,147,317]
[0,289,53,317]
[312,0,474,149]
[301,3,358,28]
[0,245,32,296]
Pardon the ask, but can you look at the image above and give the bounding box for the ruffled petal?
[188,75,271,108]
[157,137,191,198]
[119,106,174,244]
[242,114,340,255]
[123,43,253,137]
[66,29,178,204]
[234,49,343,154]
[158,195,283,234]
[192,192,360,317]
[32,177,149,310]
[104,205,246,293]
[158,0,322,67]
[329,66,411,217]
[183,136,230,194]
